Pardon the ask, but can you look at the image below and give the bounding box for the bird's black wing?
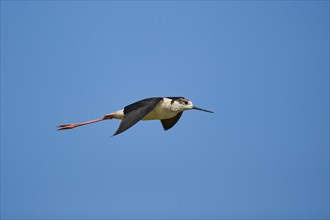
[113,97,163,136]
[123,97,163,114]
[160,112,183,131]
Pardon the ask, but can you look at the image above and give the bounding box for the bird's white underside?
[105,98,181,121]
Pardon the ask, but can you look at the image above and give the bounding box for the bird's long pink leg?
[57,115,113,130]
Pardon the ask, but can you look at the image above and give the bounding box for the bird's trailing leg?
[57,115,114,130]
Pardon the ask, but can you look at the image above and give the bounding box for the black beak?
[192,106,214,113]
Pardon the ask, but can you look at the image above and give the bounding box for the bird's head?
[172,97,214,113]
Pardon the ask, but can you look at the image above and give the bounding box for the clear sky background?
[1,1,329,219]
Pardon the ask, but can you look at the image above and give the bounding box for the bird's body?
[58,97,213,136]
[139,98,178,120]
[106,98,181,121]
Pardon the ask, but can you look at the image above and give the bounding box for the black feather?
[124,97,163,114]
[160,112,183,130]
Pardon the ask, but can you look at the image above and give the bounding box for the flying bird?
[57,97,214,136]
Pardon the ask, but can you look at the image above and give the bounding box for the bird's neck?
[162,98,181,112]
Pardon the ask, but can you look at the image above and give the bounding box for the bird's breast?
[142,100,179,120]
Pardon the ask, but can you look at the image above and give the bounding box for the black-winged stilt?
[58,97,214,136]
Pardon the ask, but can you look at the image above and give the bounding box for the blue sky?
[1,1,329,219]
